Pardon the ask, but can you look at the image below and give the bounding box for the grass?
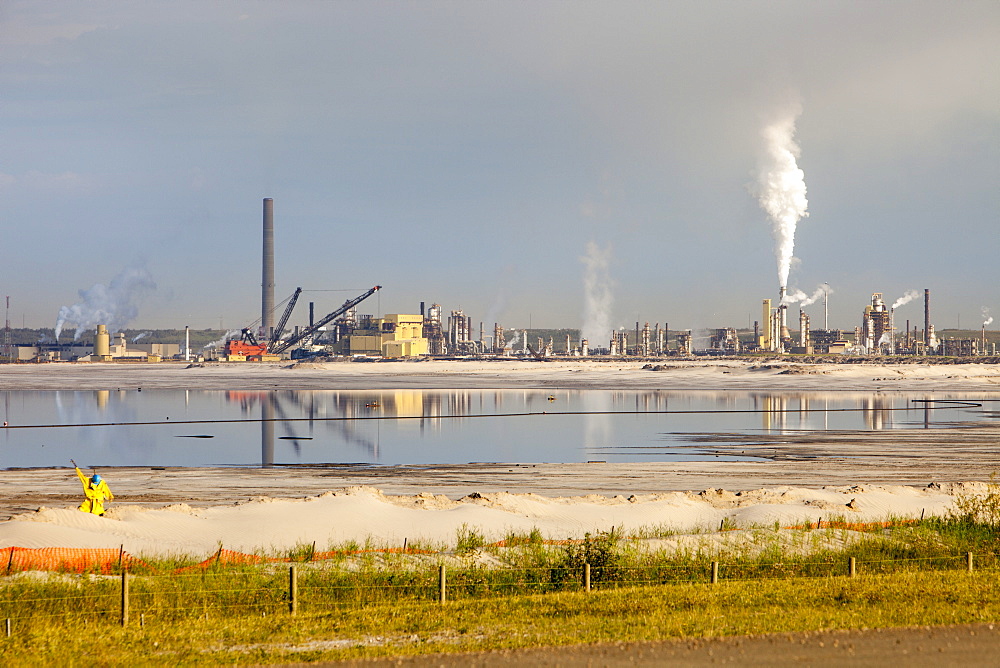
[1,570,998,666]
[2,513,1000,665]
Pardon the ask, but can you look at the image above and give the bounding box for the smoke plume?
[750,103,809,293]
[780,289,808,305]
[131,331,151,343]
[54,266,157,340]
[780,284,830,308]
[580,241,613,345]
[203,329,240,350]
[506,329,520,350]
[891,289,920,310]
[983,307,993,328]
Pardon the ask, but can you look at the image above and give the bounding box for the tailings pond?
[1,389,996,469]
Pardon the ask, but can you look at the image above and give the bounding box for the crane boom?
[271,285,381,354]
[269,287,302,349]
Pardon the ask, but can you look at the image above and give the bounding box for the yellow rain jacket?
[76,467,113,516]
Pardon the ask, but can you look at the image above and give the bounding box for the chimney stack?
[262,198,275,339]
[924,289,930,345]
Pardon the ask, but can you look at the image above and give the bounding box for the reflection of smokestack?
[262,198,275,338]
[924,289,930,346]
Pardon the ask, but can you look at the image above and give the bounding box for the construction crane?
[271,285,381,355]
[222,287,301,360]
[269,287,302,349]
[222,285,380,360]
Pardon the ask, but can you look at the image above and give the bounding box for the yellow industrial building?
[347,314,429,358]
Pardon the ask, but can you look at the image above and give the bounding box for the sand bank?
[0,358,999,391]
[2,482,984,559]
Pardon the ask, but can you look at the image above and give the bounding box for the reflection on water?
[0,389,993,469]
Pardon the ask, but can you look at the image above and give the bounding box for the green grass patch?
[2,514,1000,665]
[1,570,998,666]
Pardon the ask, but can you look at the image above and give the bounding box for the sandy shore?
[1,360,998,557]
[0,358,998,391]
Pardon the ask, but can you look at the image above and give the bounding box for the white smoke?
[780,284,830,308]
[506,329,520,350]
[204,329,240,350]
[983,307,993,328]
[131,331,151,343]
[580,241,614,345]
[800,284,831,308]
[891,289,920,310]
[54,266,156,340]
[780,289,808,306]
[750,102,809,293]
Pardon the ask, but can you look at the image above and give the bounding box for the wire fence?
[0,550,995,633]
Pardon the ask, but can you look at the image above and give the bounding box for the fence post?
[289,565,298,615]
[711,561,719,584]
[967,552,974,573]
[5,618,10,637]
[584,563,591,592]
[438,565,446,604]
[120,570,129,627]
[848,557,856,578]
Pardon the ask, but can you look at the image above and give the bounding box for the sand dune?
[0,483,976,559]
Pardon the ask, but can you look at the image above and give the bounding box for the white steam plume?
[891,289,920,310]
[800,284,831,308]
[506,329,520,350]
[580,241,613,345]
[131,331,151,343]
[54,266,156,340]
[780,289,807,306]
[204,329,240,350]
[983,307,993,328]
[750,103,809,293]
[780,284,830,308]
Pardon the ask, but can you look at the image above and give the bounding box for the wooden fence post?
[848,557,856,578]
[584,563,591,592]
[438,565,446,604]
[120,570,129,627]
[289,565,298,615]
[967,552,973,573]
[5,618,10,637]
[711,561,719,584]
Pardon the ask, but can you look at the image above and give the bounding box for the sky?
[2,1,997,338]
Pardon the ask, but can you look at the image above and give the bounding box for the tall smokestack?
[924,289,930,345]
[262,198,275,339]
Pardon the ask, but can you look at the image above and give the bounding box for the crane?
[271,285,381,355]
[269,287,302,349]
[222,285,380,360]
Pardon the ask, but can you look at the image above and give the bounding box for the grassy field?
[1,570,997,666]
[2,507,1000,666]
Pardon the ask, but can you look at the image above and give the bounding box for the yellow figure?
[75,466,113,516]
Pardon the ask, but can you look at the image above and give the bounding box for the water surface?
[0,389,994,469]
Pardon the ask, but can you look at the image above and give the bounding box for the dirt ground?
[310,623,999,667]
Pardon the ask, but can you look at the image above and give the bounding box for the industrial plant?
[0,198,995,363]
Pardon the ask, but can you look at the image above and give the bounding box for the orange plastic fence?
[2,547,147,574]
[784,519,918,531]
[4,520,921,575]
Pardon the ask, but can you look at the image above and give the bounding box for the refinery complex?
[2,198,995,363]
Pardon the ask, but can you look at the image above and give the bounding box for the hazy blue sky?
[2,1,997,336]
